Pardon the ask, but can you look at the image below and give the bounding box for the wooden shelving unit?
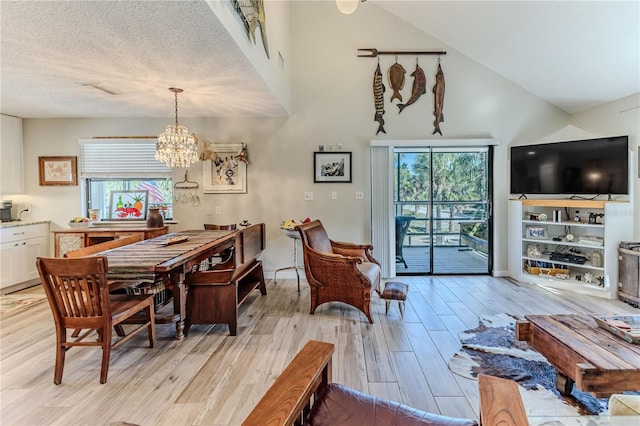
[508,199,632,299]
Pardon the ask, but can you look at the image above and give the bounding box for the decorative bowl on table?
[69,217,90,228]
[281,228,299,239]
[281,218,312,239]
[280,218,312,231]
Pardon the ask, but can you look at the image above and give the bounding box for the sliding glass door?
[394,147,492,275]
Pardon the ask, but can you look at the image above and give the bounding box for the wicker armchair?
[295,220,381,323]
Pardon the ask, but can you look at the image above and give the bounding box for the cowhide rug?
[448,313,610,417]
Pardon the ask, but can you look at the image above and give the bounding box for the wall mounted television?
[510,135,629,196]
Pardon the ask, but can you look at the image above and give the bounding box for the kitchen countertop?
[52,225,169,233]
[0,220,50,229]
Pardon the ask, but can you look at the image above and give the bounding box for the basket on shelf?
[524,263,570,277]
[125,281,169,308]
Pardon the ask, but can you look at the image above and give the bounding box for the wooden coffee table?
[516,314,640,397]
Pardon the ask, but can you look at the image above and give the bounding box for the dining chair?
[36,256,156,384]
[63,234,153,338]
[395,215,413,268]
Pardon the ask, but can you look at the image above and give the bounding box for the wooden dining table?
[98,229,237,340]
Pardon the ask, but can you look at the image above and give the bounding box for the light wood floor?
[1,276,638,426]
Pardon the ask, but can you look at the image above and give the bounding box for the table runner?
[102,230,234,283]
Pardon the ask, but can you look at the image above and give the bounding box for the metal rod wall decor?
[357,48,446,58]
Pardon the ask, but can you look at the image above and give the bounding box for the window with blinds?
[79,139,174,221]
[80,139,171,178]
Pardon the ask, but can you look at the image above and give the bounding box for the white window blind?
[79,138,171,178]
[371,145,394,278]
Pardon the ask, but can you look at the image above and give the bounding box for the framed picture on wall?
[202,144,247,193]
[38,156,77,186]
[314,152,352,183]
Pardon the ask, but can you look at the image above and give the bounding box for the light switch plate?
[355,191,364,200]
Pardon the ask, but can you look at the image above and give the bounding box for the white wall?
[13,1,569,277]
[570,92,640,237]
[206,0,292,114]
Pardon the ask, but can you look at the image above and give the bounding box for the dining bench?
[184,223,266,336]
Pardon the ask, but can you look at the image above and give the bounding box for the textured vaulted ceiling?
[375,0,640,114]
[0,0,287,119]
[1,1,638,119]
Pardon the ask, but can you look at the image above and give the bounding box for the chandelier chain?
[174,91,179,128]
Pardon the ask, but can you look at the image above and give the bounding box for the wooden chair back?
[204,223,237,230]
[64,234,143,258]
[39,256,112,326]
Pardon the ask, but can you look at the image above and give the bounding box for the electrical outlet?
[215,206,222,215]
[355,191,364,200]
[24,203,31,212]
[331,191,337,200]
[304,192,314,201]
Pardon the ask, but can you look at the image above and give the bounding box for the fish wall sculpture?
[432,63,445,135]
[373,63,386,134]
[397,63,426,114]
[231,0,269,58]
[387,62,406,102]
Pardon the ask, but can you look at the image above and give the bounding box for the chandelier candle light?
[156,87,199,168]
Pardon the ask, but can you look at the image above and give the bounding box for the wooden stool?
[378,281,408,316]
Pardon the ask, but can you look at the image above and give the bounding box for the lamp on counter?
[336,0,366,15]
[155,87,199,168]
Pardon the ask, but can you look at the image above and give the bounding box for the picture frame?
[525,225,548,240]
[108,190,149,221]
[314,151,352,183]
[202,144,247,194]
[38,156,77,186]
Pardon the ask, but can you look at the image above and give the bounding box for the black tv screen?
[510,136,629,195]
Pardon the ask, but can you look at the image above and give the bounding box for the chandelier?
[155,87,199,168]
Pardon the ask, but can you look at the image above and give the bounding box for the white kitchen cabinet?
[0,223,48,289]
[508,199,632,299]
[0,114,24,195]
